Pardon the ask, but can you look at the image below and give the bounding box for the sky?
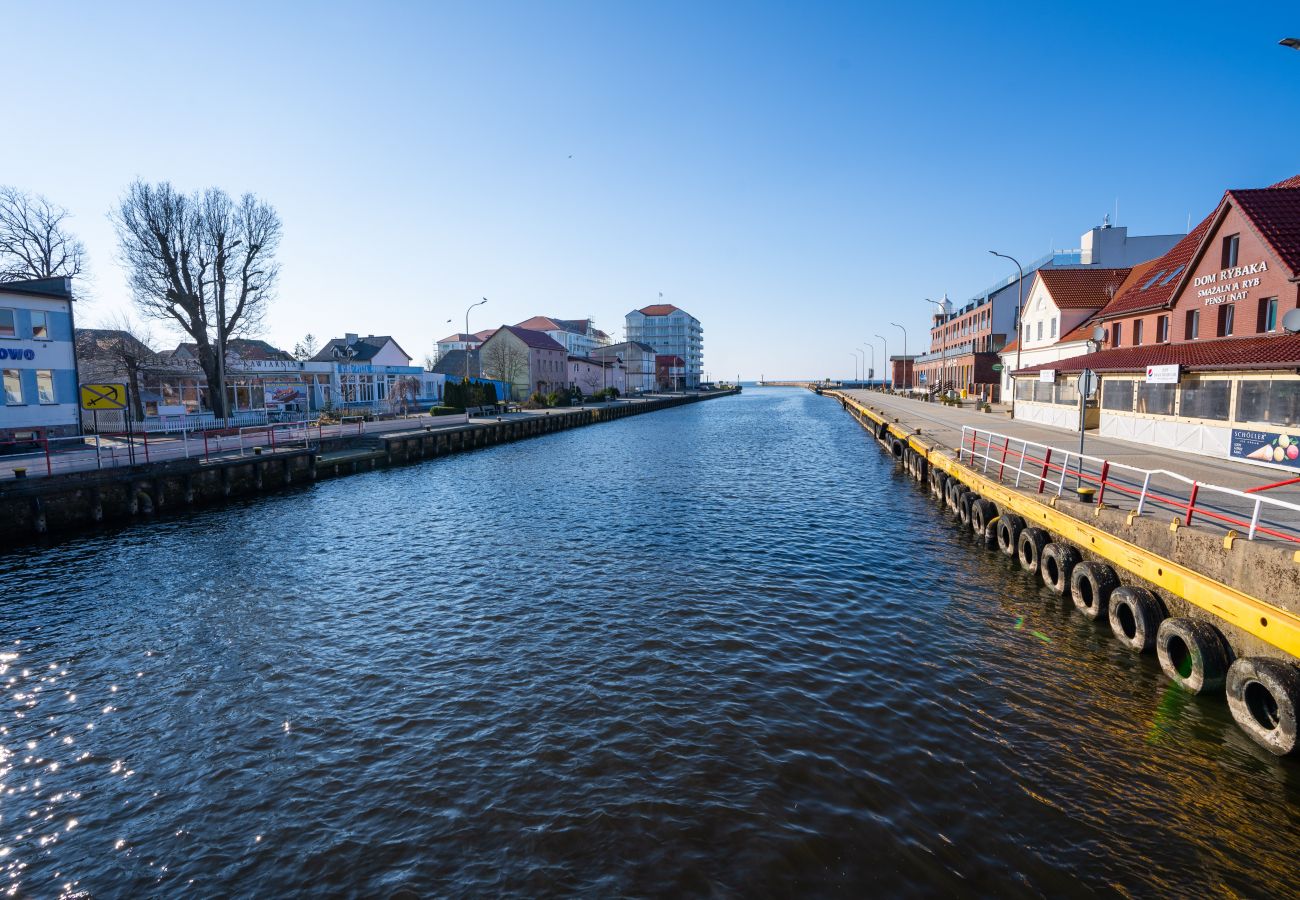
[4,1,1300,380]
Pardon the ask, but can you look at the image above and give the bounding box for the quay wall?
[825,388,1300,755]
[0,391,736,544]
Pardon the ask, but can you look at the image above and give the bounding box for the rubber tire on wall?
[970,499,996,536]
[946,480,962,512]
[996,513,1025,558]
[931,471,946,500]
[1017,528,1050,575]
[1070,561,1118,620]
[1107,585,1164,653]
[891,438,904,458]
[957,491,976,526]
[1156,617,1231,694]
[1040,543,1080,597]
[1226,657,1300,756]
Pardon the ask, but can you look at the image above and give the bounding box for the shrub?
[546,391,566,407]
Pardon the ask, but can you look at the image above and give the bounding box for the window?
[1103,379,1135,411]
[1136,382,1176,416]
[1159,266,1185,286]
[1036,321,1043,341]
[1055,377,1078,406]
[1141,270,1166,291]
[0,309,14,338]
[1157,315,1169,343]
[30,311,49,340]
[1133,320,1143,346]
[1259,297,1279,333]
[1218,304,1234,337]
[3,369,21,405]
[1222,233,1240,269]
[1179,377,1231,421]
[1050,318,1057,338]
[1112,322,1122,347]
[35,370,55,405]
[1185,309,1199,340]
[1237,379,1300,428]
[1016,379,1033,401]
[1032,380,1054,403]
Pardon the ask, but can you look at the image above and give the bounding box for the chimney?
[345,333,358,345]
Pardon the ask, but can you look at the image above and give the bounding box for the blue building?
[0,277,80,442]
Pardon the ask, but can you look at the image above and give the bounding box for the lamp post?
[864,344,874,388]
[849,351,858,386]
[465,298,487,384]
[855,348,866,387]
[989,250,1025,412]
[875,334,889,391]
[890,322,908,390]
[925,298,947,399]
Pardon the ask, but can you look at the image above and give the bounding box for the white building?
[624,304,703,388]
[0,277,81,442]
[591,341,657,393]
[514,316,611,357]
[435,330,494,362]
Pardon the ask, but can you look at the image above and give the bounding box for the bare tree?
[75,314,157,420]
[112,180,282,418]
[292,333,319,361]
[0,186,87,282]
[579,365,602,397]
[387,375,421,416]
[481,338,529,400]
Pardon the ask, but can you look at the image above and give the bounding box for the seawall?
[0,391,737,544]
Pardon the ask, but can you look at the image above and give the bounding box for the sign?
[1231,429,1300,469]
[1038,369,1056,383]
[0,346,36,361]
[263,380,308,407]
[79,383,127,410]
[1145,364,1180,384]
[1081,370,1099,397]
[1194,260,1266,307]
[158,404,188,417]
[992,363,1004,372]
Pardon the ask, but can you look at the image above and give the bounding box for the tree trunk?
[128,366,145,421]
[196,341,227,419]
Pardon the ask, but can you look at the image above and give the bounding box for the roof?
[174,338,293,361]
[638,304,681,316]
[1096,219,1212,319]
[515,315,564,332]
[655,354,685,365]
[311,335,411,363]
[594,341,656,355]
[1036,267,1132,309]
[473,329,496,341]
[431,348,480,377]
[437,332,482,344]
[0,276,74,300]
[484,324,565,352]
[1013,333,1300,375]
[1227,187,1300,275]
[75,328,157,359]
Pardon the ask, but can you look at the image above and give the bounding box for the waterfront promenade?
[843,389,1300,513]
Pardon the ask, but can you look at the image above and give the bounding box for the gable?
[1169,202,1291,316]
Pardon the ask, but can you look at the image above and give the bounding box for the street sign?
[79,383,127,411]
[1038,369,1056,383]
[1145,364,1180,384]
[991,363,1004,372]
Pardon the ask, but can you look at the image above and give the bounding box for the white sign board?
[1038,369,1056,383]
[158,404,188,417]
[1081,370,1099,398]
[1145,364,1180,384]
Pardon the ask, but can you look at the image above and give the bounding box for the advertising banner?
[263,380,308,407]
[1230,428,1300,468]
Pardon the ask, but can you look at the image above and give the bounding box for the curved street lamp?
[924,298,947,398]
[990,250,1025,412]
[863,344,874,387]
[890,322,908,390]
[465,298,488,383]
[874,333,889,391]
[848,350,858,385]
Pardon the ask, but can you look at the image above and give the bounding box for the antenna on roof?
[1115,197,1119,226]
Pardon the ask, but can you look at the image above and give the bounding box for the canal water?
[3,388,1298,897]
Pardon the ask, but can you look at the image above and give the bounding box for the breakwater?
[0,391,736,542]
[826,388,1300,756]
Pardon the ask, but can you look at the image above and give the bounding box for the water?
[3,388,1299,897]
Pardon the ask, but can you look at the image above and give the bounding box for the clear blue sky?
[5,1,1299,379]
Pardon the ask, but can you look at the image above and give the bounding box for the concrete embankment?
[825,389,1300,757]
[0,391,737,543]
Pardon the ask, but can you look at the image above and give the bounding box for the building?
[996,267,1131,423]
[477,325,567,400]
[434,329,494,362]
[591,341,657,393]
[0,277,80,442]
[1012,174,1300,469]
[655,354,685,391]
[567,354,622,396]
[308,334,426,413]
[625,304,703,388]
[514,316,611,357]
[430,348,481,380]
[914,223,1184,401]
[889,356,918,390]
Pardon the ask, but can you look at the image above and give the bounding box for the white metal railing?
[958,425,1300,544]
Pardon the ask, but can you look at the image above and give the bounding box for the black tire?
[1040,543,1080,596]
[1107,585,1164,653]
[1070,561,1119,620]
[996,513,1025,558]
[931,470,946,500]
[1226,658,1300,756]
[957,491,975,526]
[1157,617,1232,694]
[946,479,962,512]
[891,438,905,458]
[970,499,996,536]
[1017,527,1049,575]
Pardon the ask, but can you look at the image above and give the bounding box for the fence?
[957,425,1300,544]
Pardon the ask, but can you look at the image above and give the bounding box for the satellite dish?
[1283,308,1300,334]
[1092,326,1106,343]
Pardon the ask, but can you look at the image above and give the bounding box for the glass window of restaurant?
[1102,379,1135,412]
[1054,376,1078,406]
[1032,379,1053,403]
[1136,382,1176,416]
[1236,378,1300,429]
[1178,376,1231,421]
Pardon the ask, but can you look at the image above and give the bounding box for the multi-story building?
[625,304,703,388]
[591,341,657,393]
[1012,173,1300,468]
[477,325,567,400]
[0,277,81,443]
[515,317,611,358]
[434,329,495,362]
[914,223,1183,402]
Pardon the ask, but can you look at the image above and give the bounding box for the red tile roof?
[488,324,565,351]
[1037,267,1132,309]
[1227,187,1300,275]
[437,332,481,343]
[639,304,680,316]
[1013,332,1300,375]
[515,316,564,332]
[1096,218,1212,320]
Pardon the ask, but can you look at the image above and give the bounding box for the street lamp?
[849,351,858,385]
[855,348,865,387]
[465,298,487,383]
[890,322,908,391]
[990,250,1026,412]
[863,344,874,388]
[925,298,947,399]
[874,333,889,391]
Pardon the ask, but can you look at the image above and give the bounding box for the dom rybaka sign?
[1194,260,1267,307]
[1145,364,1180,384]
[1231,429,1300,469]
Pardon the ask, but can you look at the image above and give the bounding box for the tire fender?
[1107,585,1164,653]
[1156,617,1232,694]
[1226,657,1300,756]
[1040,543,1080,596]
[957,491,975,525]
[1070,561,1119,620]
[996,513,1025,558]
[1016,527,1050,575]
